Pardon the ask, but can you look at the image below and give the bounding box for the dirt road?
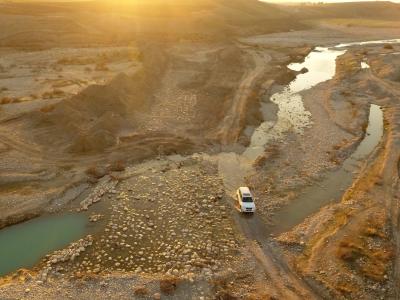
[233,211,321,299]
[217,48,271,144]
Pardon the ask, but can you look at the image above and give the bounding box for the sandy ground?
[1,1,400,299]
[0,47,140,103]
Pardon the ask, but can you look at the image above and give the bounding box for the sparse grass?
[336,54,360,79]
[361,249,393,281]
[336,212,393,282]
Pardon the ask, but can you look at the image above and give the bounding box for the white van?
[236,187,256,213]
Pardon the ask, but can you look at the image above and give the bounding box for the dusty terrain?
[1,0,400,299]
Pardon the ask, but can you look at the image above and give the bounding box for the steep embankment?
[21,45,167,154]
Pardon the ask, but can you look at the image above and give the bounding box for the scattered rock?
[153,293,161,300]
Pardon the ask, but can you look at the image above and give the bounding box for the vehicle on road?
[236,187,256,213]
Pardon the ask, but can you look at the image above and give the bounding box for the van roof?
[239,187,252,196]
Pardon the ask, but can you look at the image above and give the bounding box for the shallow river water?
[218,39,394,232]
[0,38,397,278]
[0,214,87,276]
[268,104,383,234]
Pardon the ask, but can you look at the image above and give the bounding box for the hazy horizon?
[3,0,400,3]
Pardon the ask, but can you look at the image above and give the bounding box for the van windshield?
[243,197,253,203]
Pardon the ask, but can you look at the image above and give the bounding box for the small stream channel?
[268,104,383,234]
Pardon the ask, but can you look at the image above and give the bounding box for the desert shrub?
[52,89,65,97]
[0,97,13,104]
[337,231,393,282]
[361,253,392,282]
[363,227,383,238]
[95,62,109,71]
[57,57,96,65]
[133,285,149,296]
[336,281,356,295]
[52,80,71,88]
[337,247,361,262]
[159,277,180,294]
[42,91,53,99]
[85,166,107,179]
[42,89,65,99]
[336,241,363,262]
[215,290,239,300]
[108,160,126,172]
[40,105,55,113]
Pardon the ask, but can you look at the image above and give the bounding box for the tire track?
[217,47,271,144]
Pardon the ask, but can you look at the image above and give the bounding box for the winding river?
[0,38,398,277]
[217,39,397,233]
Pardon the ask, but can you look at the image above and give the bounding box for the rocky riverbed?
[37,157,243,281]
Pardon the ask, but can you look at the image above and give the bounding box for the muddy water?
[217,46,347,193]
[0,214,88,276]
[243,47,345,162]
[268,104,383,234]
[217,40,389,234]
